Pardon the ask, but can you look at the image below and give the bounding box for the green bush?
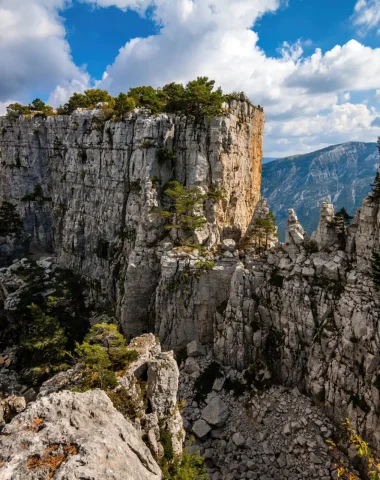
[304,240,319,253]
[57,89,115,115]
[75,323,138,390]
[76,342,117,390]
[83,323,138,370]
[162,440,209,480]
[107,387,143,420]
[6,98,55,119]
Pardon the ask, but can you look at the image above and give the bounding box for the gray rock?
[192,419,211,438]
[222,239,236,252]
[0,389,162,479]
[187,340,206,357]
[202,397,230,427]
[232,432,245,447]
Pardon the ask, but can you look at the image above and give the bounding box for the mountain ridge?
[262,141,379,240]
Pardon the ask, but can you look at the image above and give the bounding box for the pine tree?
[160,181,207,243]
[20,300,68,371]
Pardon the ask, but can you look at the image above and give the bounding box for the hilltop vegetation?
[6,77,256,121]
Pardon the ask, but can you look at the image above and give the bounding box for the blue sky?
[63,0,378,80]
[1,0,380,157]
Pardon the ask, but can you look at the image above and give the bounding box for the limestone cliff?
[0,99,264,339]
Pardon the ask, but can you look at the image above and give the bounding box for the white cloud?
[78,0,380,155]
[1,0,380,157]
[352,0,380,35]
[0,0,88,104]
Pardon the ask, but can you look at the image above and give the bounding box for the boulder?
[222,239,236,252]
[192,419,212,439]
[187,340,206,357]
[201,397,229,427]
[0,390,162,479]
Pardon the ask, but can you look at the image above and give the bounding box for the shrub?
[114,93,136,118]
[83,323,138,370]
[6,98,55,119]
[75,342,117,390]
[162,440,208,480]
[107,387,143,420]
[57,89,114,115]
[269,272,284,288]
[195,260,215,274]
[206,187,225,202]
[328,419,380,479]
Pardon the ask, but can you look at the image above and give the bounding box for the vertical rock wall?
[0,101,264,338]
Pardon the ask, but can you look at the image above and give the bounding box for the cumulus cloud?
[78,0,380,155]
[0,0,89,104]
[352,0,380,35]
[1,0,380,156]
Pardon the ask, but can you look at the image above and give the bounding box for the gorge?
[0,94,380,479]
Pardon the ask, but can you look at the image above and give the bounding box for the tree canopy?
[6,78,257,121]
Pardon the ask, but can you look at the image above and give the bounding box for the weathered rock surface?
[179,354,352,480]
[0,101,264,340]
[213,195,380,450]
[40,333,184,461]
[0,389,162,479]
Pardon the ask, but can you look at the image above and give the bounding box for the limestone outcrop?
[212,194,380,449]
[0,389,162,479]
[0,100,264,339]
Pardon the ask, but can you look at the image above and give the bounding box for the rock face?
[0,101,264,340]
[213,193,380,449]
[262,141,379,240]
[0,389,162,479]
[39,333,184,462]
[179,354,346,480]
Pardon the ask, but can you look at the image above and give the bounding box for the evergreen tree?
[160,181,207,242]
[20,299,68,373]
[114,93,136,118]
[250,211,277,251]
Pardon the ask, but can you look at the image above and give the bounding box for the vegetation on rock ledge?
[5,78,259,122]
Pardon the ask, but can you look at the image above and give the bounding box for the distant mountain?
[261,142,379,240]
[262,157,277,164]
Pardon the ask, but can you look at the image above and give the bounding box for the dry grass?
[26,443,79,479]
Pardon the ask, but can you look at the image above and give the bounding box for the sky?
[1,0,380,157]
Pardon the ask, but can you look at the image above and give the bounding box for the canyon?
[1,97,380,479]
